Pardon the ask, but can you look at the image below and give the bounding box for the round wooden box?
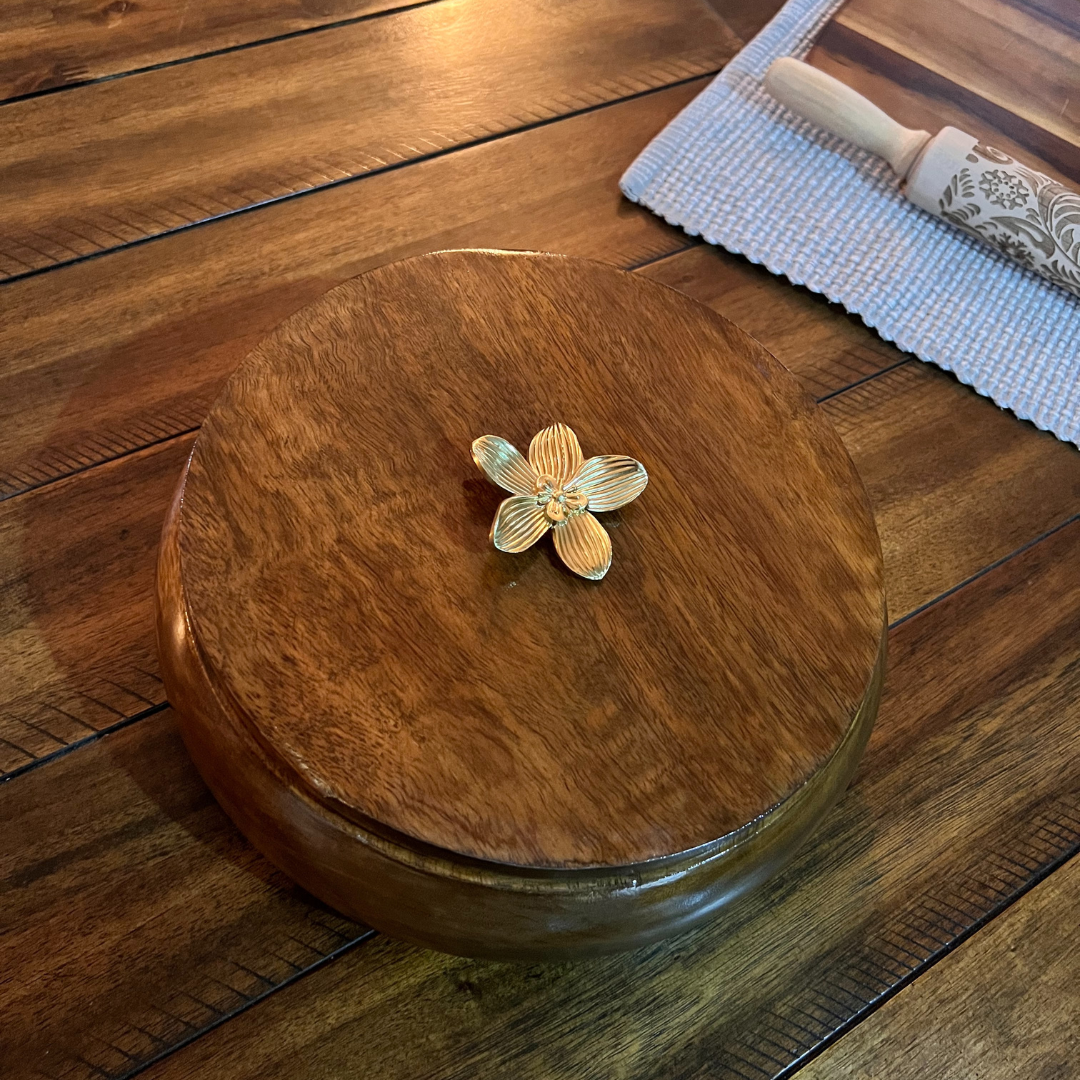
[157,249,886,960]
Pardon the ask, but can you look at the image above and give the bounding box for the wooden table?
[2,1,1079,1076]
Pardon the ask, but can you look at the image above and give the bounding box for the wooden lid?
[178,250,885,871]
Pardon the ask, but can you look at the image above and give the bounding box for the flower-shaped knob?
[472,423,648,580]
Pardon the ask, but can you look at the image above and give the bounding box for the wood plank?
[0,0,738,281]
[835,0,1080,150]
[0,81,702,503]
[0,0,433,103]
[819,362,1080,618]
[808,0,1080,183]
[640,244,904,398]
[0,435,192,778]
[799,853,1080,1078]
[0,0,767,108]
[7,483,1078,1080]
[0,703,371,1080]
[2,340,1078,1076]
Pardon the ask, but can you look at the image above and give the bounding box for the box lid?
[177,249,885,872]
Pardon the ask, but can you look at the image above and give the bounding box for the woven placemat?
[621,0,1080,446]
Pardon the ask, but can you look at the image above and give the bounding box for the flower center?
[535,474,588,523]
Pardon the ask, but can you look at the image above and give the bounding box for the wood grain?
[0,705,371,1079]
[0,81,701,502]
[836,0,1080,147]
[0,0,738,280]
[3,353,1075,1073]
[800,852,1080,1078]
[0,434,193,778]
[809,0,1080,183]
[820,361,1080,619]
[135,514,1080,1080]
[640,244,905,398]
[0,0,432,103]
[173,249,884,868]
[705,0,786,46]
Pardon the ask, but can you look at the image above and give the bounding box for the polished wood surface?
[0,0,737,281]
[4,0,1080,1072]
[809,0,1080,183]
[0,82,699,501]
[0,0,423,102]
[800,852,1080,1078]
[176,249,883,869]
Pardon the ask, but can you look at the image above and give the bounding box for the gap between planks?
[0,71,721,290]
[0,0,446,109]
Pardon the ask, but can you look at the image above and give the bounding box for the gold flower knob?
[472,423,648,580]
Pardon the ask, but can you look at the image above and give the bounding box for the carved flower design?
[987,232,1036,268]
[472,423,648,580]
[978,169,1029,210]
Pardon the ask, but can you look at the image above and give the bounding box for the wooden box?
[157,250,886,960]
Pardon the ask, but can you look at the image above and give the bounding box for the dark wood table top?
[2,0,1079,1077]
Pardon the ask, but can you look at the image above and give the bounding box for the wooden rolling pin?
[764,57,1080,298]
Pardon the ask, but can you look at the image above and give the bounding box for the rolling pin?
[764,57,1080,298]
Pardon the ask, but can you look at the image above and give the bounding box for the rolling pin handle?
[764,57,931,179]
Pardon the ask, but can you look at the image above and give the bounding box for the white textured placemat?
[620,0,1080,446]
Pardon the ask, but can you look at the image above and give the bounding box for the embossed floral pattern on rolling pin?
[916,133,1080,297]
[763,60,1080,300]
